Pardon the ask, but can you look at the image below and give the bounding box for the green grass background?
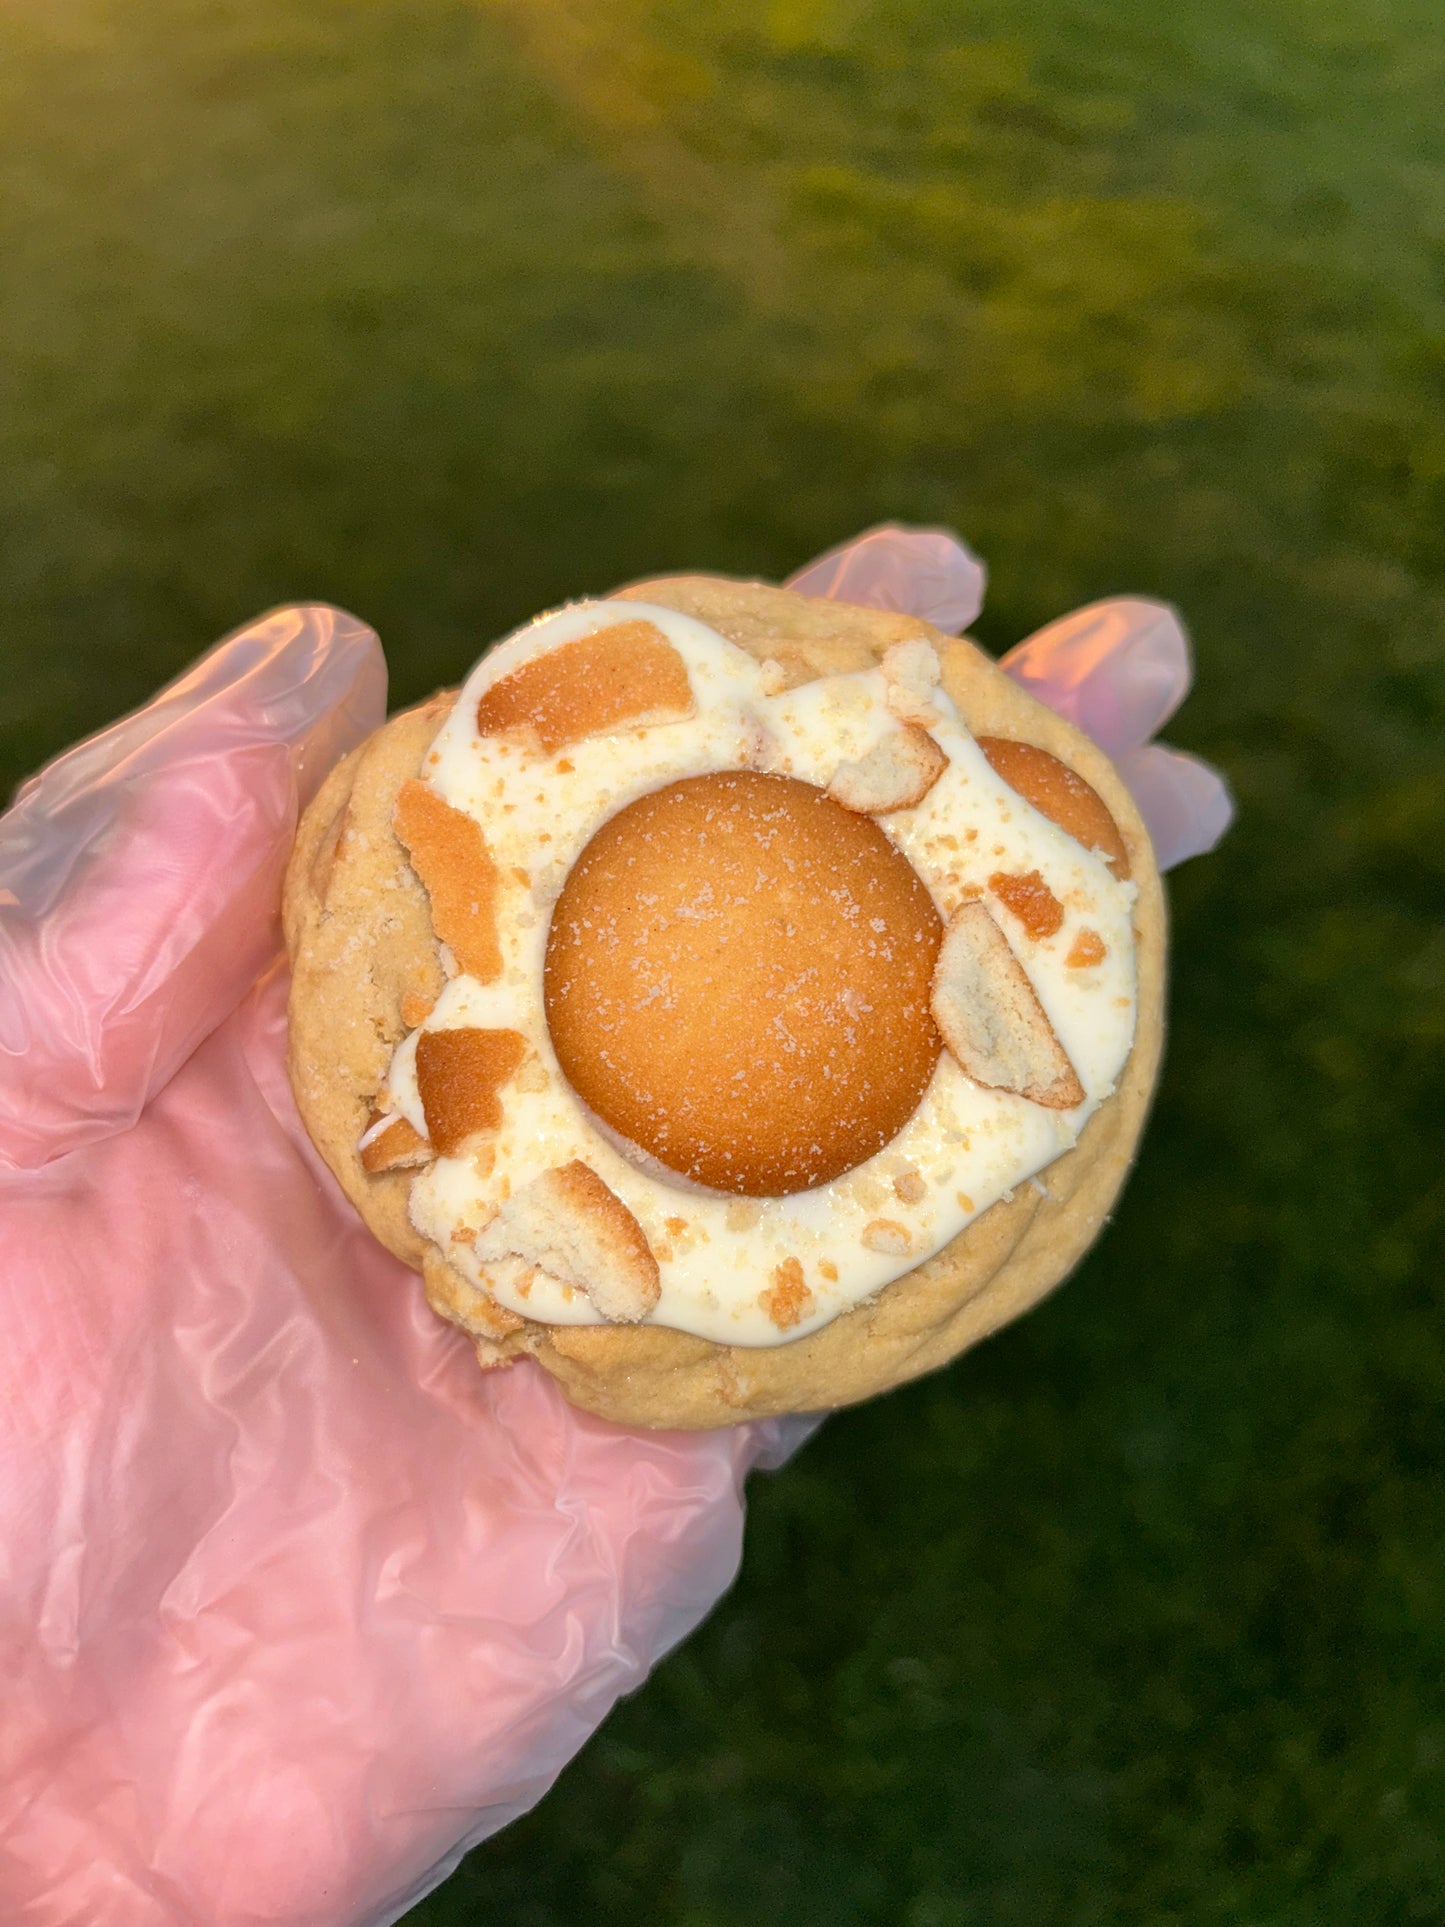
[4,1,1444,1920]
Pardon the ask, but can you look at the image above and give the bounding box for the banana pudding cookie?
[284,577,1164,1429]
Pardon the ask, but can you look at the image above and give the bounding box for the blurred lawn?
[4,0,1445,1921]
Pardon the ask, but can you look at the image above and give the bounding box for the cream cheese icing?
[376,599,1138,1347]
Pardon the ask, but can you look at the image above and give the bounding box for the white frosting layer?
[381,600,1137,1347]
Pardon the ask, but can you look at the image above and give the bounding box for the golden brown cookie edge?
[284,578,1166,1425]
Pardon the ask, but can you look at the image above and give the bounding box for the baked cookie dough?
[284,578,1165,1429]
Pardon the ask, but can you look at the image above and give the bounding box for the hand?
[0,536,1229,1927]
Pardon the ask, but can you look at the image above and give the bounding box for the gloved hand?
[0,531,1229,1927]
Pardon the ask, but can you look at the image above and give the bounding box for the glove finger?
[1113,742,1235,870]
[999,597,1191,756]
[0,605,385,1170]
[785,523,987,633]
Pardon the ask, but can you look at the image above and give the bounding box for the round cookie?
[545,770,944,1197]
[284,578,1166,1429]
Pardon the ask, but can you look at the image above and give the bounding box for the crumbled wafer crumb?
[881,639,942,725]
[475,621,694,752]
[359,1115,432,1174]
[977,736,1131,880]
[415,1026,527,1156]
[989,870,1065,942]
[827,724,947,815]
[1067,929,1108,969]
[760,1257,814,1330]
[931,901,1084,1109]
[514,1055,550,1094]
[393,780,502,983]
[861,1219,912,1256]
[475,1161,661,1321]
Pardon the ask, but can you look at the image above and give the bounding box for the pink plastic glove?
[0,535,1229,1927]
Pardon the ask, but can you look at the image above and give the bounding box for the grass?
[3,0,1443,1921]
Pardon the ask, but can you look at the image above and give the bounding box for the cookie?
[284,578,1165,1429]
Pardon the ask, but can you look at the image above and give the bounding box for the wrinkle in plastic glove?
[0,536,1230,1927]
